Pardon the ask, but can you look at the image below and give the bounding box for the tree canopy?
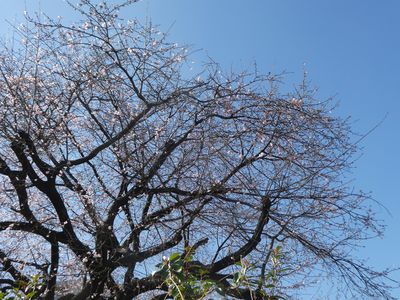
[0,1,396,299]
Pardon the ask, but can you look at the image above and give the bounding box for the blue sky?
[0,0,399,298]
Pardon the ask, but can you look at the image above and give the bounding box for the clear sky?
[0,0,399,298]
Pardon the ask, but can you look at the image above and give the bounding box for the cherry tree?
[0,1,395,299]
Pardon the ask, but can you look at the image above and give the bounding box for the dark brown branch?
[0,249,29,283]
[0,222,67,244]
[44,240,59,300]
[9,137,90,257]
[56,106,152,170]
[117,198,210,267]
[209,196,271,272]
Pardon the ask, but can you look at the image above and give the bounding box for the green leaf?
[26,291,37,299]
[233,272,240,284]
[169,252,181,262]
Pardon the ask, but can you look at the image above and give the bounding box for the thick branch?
[209,196,271,272]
